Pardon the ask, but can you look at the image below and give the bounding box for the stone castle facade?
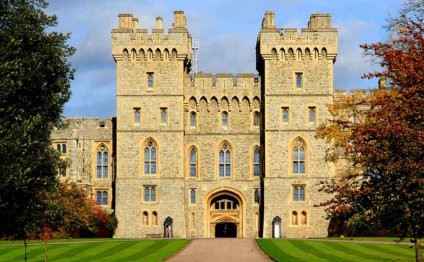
[51,10,357,238]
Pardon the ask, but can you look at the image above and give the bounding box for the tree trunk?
[416,238,422,262]
[44,240,48,262]
[24,239,27,262]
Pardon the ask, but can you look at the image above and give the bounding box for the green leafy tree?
[316,1,423,261]
[0,0,74,245]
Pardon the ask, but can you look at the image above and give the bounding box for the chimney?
[156,17,163,29]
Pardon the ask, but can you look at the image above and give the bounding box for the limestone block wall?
[51,118,114,209]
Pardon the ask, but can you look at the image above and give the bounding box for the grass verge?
[0,239,188,262]
[257,239,415,262]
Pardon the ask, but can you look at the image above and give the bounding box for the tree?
[0,0,74,244]
[316,1,423,261]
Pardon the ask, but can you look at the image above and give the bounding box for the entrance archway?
[215,222,237,238]
[204,187,246,238]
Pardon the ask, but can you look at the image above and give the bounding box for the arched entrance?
[204,187,246,238]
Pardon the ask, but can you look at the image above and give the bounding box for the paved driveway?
[166,238,272,262]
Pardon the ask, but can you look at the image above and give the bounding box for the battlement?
[257,11,338,63]
[112,11,192,62]
[54,118,114,130]
[185,73,261,100]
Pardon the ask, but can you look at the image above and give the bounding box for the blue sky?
[46,0,403,119]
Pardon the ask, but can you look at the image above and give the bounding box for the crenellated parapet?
[257,11,338,64]
[111,11,192,64]
[184,73,261,112]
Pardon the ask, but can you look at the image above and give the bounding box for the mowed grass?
[257,239,415,262]
[0,239,188,262]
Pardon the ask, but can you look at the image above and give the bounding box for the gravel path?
[166,238,272,262]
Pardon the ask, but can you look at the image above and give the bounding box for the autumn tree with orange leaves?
[316,1,423,261]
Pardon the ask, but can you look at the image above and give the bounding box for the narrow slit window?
[309,107,316,123]
[134,108,140,124]
[296,73,303,89]
[282,107,289,123]
[190,112,196,128]
[147,73,154,89]
[161,108,168,125]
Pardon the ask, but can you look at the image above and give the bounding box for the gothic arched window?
[189,147,197,177]
[144,140,157,174]
[293,139,305,174]
[219,143,231,177]
[253,147,260,176]
[97,145,109,178]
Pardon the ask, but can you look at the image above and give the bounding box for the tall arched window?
[56,144,61,153]
[62,144,66,154]
[189,147,197,177]
[190,112,197,128]
[96,191,101,205]
[97,145,109,178]
[293,139,305,174]
[222,111,228,128]
[219,143,231,177]
[144,140,157,174]
[253,148,260,176]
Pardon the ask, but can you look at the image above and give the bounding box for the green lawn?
[257,239,415,262]
[0,239,188,262]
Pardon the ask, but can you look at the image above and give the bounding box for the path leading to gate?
[166,238,272,262]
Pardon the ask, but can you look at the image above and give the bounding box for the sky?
[45,0,403,119]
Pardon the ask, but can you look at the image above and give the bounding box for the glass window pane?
[254,164,260,176]
[226,151,231,164]
[102,192,108,205]
[300,162,305,174]
[293,163,298,173]
[190,165,196,177]
[144,188,149,201]
[151,188,156,202]
[254,149,259,163]
[309,108,315,122]
[151,163,156,174]
[97,152,102,165]
[191,190,195,203]
[135,110,140,123]
[190,149,196,163]
[226,165,231,176]
[219,151,224,164]
[62,144,66,153]
[254,112,259,126]
[151,148,156,160]
[103,152,108,165]
[293,147,299,161]
[103,167,108,178]
[57,144,61,152]
[144,148,150,161]
[144,162,150,174]
[283,108,288,122]
[148,74,153,88]
[222,112,228,127]
[96,191,101,205]
[161,109,167,123]
[294,187,299,201]
[190,112,196,127]
[300,187,305,201]
[296,73,302,88]
[219,164,224,176]
[97,166,102,178]
[300,147,304,160]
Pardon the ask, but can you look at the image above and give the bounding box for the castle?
[51,10,360,238]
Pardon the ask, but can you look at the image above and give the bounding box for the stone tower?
[256,12,338,237]
[111,11,192,237]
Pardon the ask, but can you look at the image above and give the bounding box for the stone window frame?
[141,137,159,177]
[216,140,233,179]
[291,211,298,225]
[189,111,197,129]
[294,72,304,90]
[54,142,67,155]
[95,188,110,206]
[142,211,149,226]
[93,142,112,181]
[187,145,199,179]
[221,111,229,129]
[281,106,290,126]
[289,137,308,176]
[251,145,261,178]
[301,211,308,225]
[142,185,158,204]
[292,184,306,202]
[160,107,168,126]
[307,105,317,126]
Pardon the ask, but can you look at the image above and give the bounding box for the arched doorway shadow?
[204,187,246,238]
